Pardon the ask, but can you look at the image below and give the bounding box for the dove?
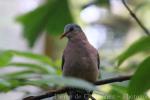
[61,24,100,100]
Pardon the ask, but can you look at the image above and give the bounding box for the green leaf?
[46,0,73,35]
[128,56,150,96]
[0,79,25,92]
[0,79,11,92]
[0,70,35,79]
[16,3,50,47]
[0,51,13,67]
[97,0,110,6]
[8,62,56,74]
[8,62,50,74]
[8,50,53,66]
[117,36,150,66]
[27,75,96,91]
[0,50,57,73]
[0,75,96,92]
[17,0,73,47]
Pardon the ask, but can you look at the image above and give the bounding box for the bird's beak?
[60,31,69,39]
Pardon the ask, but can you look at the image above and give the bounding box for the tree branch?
[95,75,131,85]
[23,88,67,100]
[23,75,132,100]
[122,0,150,36]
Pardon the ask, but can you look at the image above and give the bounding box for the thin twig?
[23,75,132,100]
[122,0,150,35]
[95,75,132,85]
[23,88,67,100]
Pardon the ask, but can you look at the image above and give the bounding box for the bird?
[60,24,100,100]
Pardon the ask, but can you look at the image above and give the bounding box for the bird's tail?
[68,88,91,100]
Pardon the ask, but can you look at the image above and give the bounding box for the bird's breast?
[63,43,99,82]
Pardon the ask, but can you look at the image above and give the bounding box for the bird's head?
[60,24,83,39]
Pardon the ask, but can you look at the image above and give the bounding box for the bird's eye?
[69,27,74,31]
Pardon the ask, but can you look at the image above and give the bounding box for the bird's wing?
[61,54,65,70]
[97,52,100,69]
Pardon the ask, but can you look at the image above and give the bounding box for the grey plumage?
[61,24,100,100]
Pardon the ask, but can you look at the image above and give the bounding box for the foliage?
[17,0,73,47]
[97,0,110,6]
[128,56,150,96]
[0,50,95,92]
[116,37,150,99]
[117,36,150,66]
[0,51,13,67]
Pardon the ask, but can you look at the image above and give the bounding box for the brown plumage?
[61,24,100,100]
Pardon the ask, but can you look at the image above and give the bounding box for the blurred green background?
[0,0,150,100]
